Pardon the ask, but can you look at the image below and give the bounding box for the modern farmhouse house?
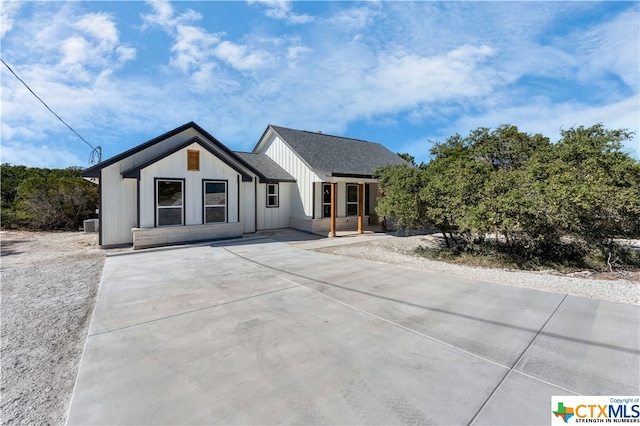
[82,122,406,249]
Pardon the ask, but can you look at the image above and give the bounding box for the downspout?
[136,178,140,228]
[237,175,240,224]
[312,183,316,219]
[254,178,258,232]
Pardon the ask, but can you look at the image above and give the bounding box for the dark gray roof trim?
[82,121,262,180]
[266,125,407,176]
[331,173,378,179]
[234,152,296,183]
[121,136,253,182]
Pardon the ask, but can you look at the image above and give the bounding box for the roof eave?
[331,172,374,179]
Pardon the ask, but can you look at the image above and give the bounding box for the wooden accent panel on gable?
[187,150,200,171]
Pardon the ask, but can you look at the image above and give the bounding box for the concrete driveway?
[67,237,639,425]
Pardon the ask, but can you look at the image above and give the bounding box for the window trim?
[346,183,358,216]
[202,179,228,224]
[266,183,279,208]
[155,178,185,227]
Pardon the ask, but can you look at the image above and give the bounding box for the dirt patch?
[1,231,105,425]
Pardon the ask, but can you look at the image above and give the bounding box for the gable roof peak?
[81,121,261,179]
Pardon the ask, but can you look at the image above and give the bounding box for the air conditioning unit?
[83,219,99,233]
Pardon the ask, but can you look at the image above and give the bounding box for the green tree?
[375,123,640,267]
[396,152,416,166]
[374,163,430,231]
[419,134,479,247]
[549,125,640,251]
[1,165,98,230]
[16,176,98,230]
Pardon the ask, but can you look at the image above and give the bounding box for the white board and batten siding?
[99,128,207,246]
[241,181,256,233]
[138,142,241,227]
[262,134,322,218]
[256,182,295,229]
[100,163,137,246]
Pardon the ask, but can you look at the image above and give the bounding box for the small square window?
[187,150,200,171]
[266,183,279,208]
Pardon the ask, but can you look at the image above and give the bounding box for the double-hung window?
[266,183,279,208]
[156,179,184,226]
[346,184,358,216]
[204,181,227,223]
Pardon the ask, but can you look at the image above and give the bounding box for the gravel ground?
[0,230,637,425]
[0,231,105,425]
[314,233,640,305]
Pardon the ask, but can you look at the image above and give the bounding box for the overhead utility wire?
[1,57,101,164]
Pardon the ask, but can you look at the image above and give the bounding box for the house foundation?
[132,223,243,249]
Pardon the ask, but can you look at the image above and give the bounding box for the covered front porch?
[294,179,386,237]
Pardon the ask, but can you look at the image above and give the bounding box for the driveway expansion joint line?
[222,245,585,416]
[223,247,511,370]
[467,293,577,426]
[88,284,301,337]
[301,284,511,370]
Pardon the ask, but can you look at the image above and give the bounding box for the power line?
[1,57,101,163]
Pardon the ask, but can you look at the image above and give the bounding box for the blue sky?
[1,1,638,168]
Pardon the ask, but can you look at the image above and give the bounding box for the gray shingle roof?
[269,126,407,176]
[234,152,296,182]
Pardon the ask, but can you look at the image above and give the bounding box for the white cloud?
[141,0,174,27]
[0,1,21,38]
[347,44,497,118]
[75,12,118,45]
[0,4,140,167]
[214,41,270,71]
[116,45,137,63]
[170,24,220,73]
[326,4,380,30]
[60,36,91,68]
[578,8,640,92]
[248,0,313,24]
[141,0,201,29]
[144,1,270,75]
[7,6,136,80]
[0,140,85,168]
[286,45,312,61]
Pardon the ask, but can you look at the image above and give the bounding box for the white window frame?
[203,180,227,223]
[266,183,279,208]
[156,179,184,227]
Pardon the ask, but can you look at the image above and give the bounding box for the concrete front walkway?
[67,237,639,425]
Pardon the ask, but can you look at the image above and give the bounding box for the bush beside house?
[375,124,640,270]
[1,164,98,230]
